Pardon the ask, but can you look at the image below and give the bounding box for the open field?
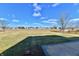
[0,29,79,55]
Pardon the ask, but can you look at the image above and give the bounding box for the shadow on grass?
[0,35,79,56]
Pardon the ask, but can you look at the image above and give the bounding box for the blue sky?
[0,3,79,27]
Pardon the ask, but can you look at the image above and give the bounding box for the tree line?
[0,13,78,32]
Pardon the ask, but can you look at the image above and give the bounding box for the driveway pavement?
[42,41,79,56]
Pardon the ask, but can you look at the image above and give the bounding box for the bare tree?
[59,13,71,32]
[0,20,8,31]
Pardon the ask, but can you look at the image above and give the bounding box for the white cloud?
[42,19,58,24]
[66,18,79,28]
[52,3,60,7]
[42,20,57,24]
[0,18,7,20]
[33,3,42,11]
[32,3,42,16]
[34,6,41,11]
[32,23,43,27]
[42,19,58,27]
[68,18,79,26]
[48,19,57,22]
[71,18,79,21]
[33,12,41,17]
[12,19,19,23]
[40,17,46,19]
[33,3,38,7]
[33,23,42,25]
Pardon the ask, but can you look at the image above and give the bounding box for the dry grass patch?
[0,29,79,54]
